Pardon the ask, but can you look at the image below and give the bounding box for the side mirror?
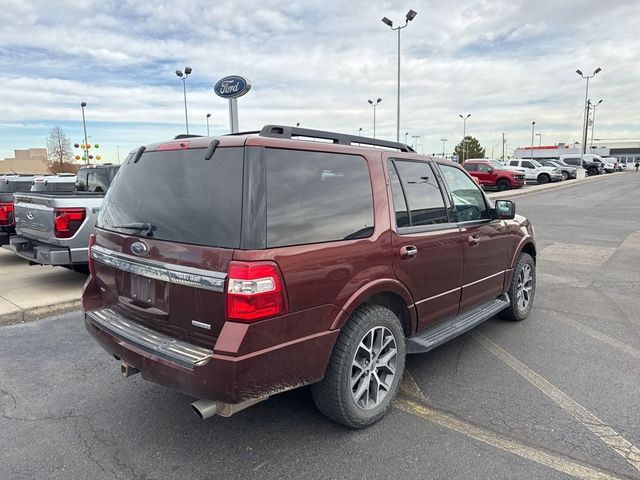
[494,200,516,220]
[487,168,494,174]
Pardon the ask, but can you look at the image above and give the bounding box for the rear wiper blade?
[111,222,157,236]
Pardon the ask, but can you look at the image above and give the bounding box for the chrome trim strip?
[86,308,213,369]
[462,270,506,289]
[91,245,226,292]
[191,320,212,330]
[415,286,462,306]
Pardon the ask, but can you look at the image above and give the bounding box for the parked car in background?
[537,160,577,181]
[508,159,563,184]
[462,159,526,190]
[0,175,36,246]
[466,158,525,174]
[559,154,605,176]
[4,164,121,268]
[30,173,77,192]
[602,157,623,172]
[82,125,537,428]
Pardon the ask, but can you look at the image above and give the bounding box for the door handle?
[468,234,480,246]
[400,245,418,259]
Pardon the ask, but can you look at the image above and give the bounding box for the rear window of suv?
[97,147,243,248]
[265,149,374,247]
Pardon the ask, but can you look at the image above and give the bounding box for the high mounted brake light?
[0,202,14,226]
[53,208,86,238]
[226,261,288,322]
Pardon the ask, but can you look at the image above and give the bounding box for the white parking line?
[473,333,640,473]
[395,395,623,479]
[558,317,640,361]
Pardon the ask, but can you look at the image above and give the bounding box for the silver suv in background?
[508,159,563,184]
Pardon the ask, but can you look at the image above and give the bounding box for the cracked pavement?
[1,173,639,479]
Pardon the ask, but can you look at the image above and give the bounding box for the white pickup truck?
[4,164,120,268]
[507,159,563,184]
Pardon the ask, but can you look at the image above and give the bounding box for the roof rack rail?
[259,125,416,153]
[224,130,261,136]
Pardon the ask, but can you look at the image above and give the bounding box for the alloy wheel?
[516,264,533,312]
[350,326,397,410]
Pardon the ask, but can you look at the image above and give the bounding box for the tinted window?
[509,161,518,166]
[476,163,491,173]
[463,163,477,172]
[388,162,410,228]
[76,168,117,192]
[0,179,33,193]
[98,147,243,248]
[438,164,490,222]
[393,160,447,226]
[522,161,534,168]
[266,149,374,247]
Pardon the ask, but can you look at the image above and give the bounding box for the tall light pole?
[459,114,470,162]
[502,133,506,162]
[175,66,192,134]
[381,9,417,142]
[80,101,89,164]
[404,131,409,144]
[531,121,536,163]
[440,138,447,158]
[206,113,211,136]
[411,135,420,152]
[358,127,363,136]
[590,99,603,149]
[368,98,382,138]
[576,67,602,157]
[535,132,542,146]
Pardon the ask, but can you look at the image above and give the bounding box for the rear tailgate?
[13,193,59,240]
[90,145,245,349]
[92,229,232,348]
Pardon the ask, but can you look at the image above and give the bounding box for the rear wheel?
[561,171,569,181]
[311,304,406,428]
[496,179,511,191]
[537,173,550,184]
[500,253,536,321]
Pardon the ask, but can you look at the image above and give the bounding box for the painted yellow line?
[394,396,623,480]
[399,370,429,402]
[558,317,640,361]
[473,333,640,473]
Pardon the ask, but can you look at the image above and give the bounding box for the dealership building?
[0,148,49,174]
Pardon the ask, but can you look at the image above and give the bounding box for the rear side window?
[463,163,477,172]
[390,160,448,226]
[265,149,374,247]
[98,147,243,248]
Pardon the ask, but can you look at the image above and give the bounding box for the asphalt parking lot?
[1,172,638,480]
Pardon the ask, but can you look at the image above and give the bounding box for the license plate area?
[129,274,158,306]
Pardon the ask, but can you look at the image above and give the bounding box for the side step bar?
[406,294,510,354]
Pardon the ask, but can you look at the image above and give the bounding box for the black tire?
[587,167,598,176]
[537,173,550,184]
[311,304,406,428]
[496,179,511,191]
[499,253,536,321]
[561,171,569,181]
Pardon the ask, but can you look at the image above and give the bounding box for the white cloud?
[0,0,639,160]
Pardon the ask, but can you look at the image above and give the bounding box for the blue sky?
[1,0,638,162]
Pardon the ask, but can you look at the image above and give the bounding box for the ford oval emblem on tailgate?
[130,241,148,256]
[26,211,34,220]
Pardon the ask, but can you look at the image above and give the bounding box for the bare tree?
[46,126,72,167]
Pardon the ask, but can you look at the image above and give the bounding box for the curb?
[0,299,82,327]
[487,171,627,200]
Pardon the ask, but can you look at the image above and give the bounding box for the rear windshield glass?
[31,180,76,192]
[76,167,119,192]
[97,147,243,248]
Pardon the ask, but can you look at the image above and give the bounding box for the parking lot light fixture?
[576,67,602,157]
[80,101,89,164]
[441,138,447,157]
[459,114,470,162]
[531,121,536,163]
[176,67,192,134]
[368,98,382,138]
[206,113,211,136]
[590,99,603,148]
[381,9,417,142]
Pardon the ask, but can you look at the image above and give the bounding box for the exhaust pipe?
[121,363,140,378]
[191,396,269,419]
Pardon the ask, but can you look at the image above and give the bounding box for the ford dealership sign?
[214,76,251,99]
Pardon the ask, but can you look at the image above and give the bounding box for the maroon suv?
[83,125,536,428]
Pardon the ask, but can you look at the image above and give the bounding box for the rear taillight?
[0,202,14,226]
[226,261,288,322]
[88,233,96,276]
[53,208,86,238]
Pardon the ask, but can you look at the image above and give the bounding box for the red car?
[83,126,537,428]
[462,160,526,191]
